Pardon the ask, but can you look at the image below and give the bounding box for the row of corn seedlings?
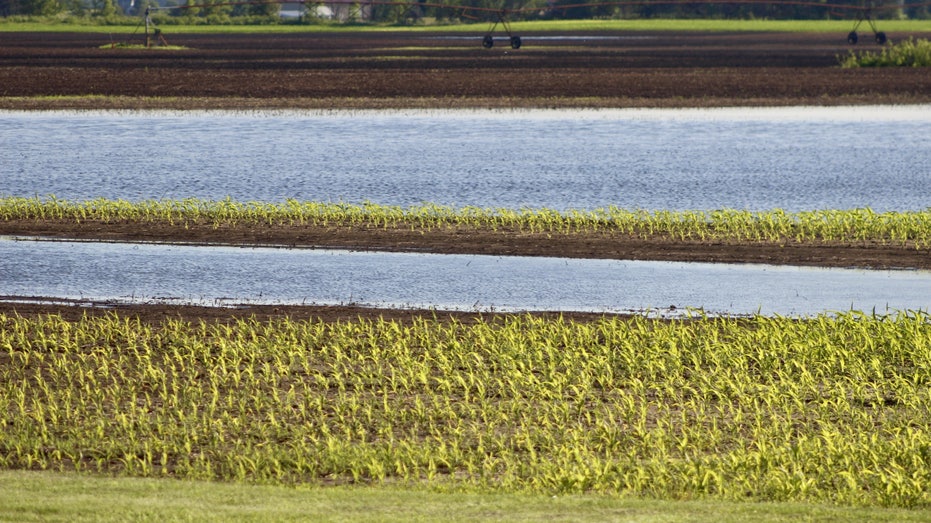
[2,311,931,506]
[2,196,930,247]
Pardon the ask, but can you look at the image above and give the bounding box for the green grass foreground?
[3,471,930,523]
[3,311,931,508]
[2,18,930,34]
[3,196,931,247]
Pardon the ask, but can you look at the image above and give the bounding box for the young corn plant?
[2,311,931,506]
[4,197,931,247]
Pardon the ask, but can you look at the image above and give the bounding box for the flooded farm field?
[3,106,931,212]
[3,107,930,315]
[3,237,930,317]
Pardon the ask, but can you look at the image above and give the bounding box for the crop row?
[3,196,931,246]
[2,311,931,507]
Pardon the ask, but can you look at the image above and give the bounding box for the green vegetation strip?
[4,471,931,523]
[2,18,930,34]
[4,196,931,247]
[2,311,931,508]
[840,37,931,67]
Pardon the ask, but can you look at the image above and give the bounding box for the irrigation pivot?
[846,0,887,44]
[134,0,925,48]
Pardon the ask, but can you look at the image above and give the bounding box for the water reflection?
[2,107,930,212]
[3,237,929,316]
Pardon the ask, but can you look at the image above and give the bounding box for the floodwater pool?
[5,106,929,316]
[3,106,930,212]
[3,237,929,316]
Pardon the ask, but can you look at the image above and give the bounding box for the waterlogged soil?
[3,29,930,320]
[2,30,931,108]
[3,219,929,270]
[3,218,929,322]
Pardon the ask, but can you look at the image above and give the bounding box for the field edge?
[2,469,930,523]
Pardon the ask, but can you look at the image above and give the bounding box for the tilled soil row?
[2,30,931,107]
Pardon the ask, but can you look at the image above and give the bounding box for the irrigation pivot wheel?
[483,10,521,49]
[848,6,884,46]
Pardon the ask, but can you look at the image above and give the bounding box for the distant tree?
[6,0,64,15]
[904,0,930,18]
[181,0,200,16]
[231,0,280,18]
[547,0,616,20]
[200,0,233,20]
[91,0,120,16]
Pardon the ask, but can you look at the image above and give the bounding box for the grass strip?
[2,470,930,523]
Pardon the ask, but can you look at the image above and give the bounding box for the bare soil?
[2,28,929,321]
[2,30,931,108]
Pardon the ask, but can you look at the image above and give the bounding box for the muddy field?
[3,218,929,322]
[2,29,931,108]
[4,219,930,270]
[2,28,930,321]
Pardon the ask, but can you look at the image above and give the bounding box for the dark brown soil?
[3,219,929,270]
[2,30,931,108]
[0,298,622,325]
[3,29,929,322]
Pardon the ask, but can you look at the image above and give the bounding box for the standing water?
[3,106,930,212]
[3,238,930,317]
[4,107,930,315]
